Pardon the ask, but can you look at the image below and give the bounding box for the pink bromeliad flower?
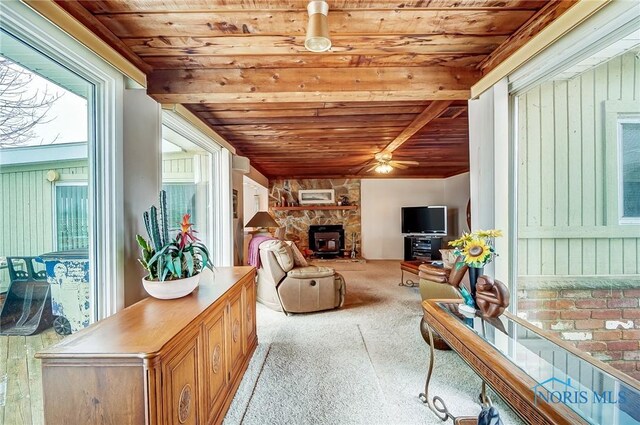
[176,213,199,249]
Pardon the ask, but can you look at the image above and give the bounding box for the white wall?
[468,78,510,281]
[122,88,161,306]
[242,176,269,225]
[444,172,471,236]
[362,178,454,259]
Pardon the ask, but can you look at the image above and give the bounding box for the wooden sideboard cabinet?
[36,266,257,425]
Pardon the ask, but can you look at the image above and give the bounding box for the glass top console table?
[420,300,640,425]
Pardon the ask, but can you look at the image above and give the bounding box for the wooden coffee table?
[399,260,431,287]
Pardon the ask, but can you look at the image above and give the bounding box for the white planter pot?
[142,273,200,300]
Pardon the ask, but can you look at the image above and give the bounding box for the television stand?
[404,235,442,261]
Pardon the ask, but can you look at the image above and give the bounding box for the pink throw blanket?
[248,235,275,268]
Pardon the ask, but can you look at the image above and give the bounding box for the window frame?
[2,1,125,320]
[616,115,640,224]
[604,101,640,226]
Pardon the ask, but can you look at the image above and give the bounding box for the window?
[1,0,124,323]
[55,183,89,250]
[0,40,93,308]
[511,30,640,389]
[619,118,640,221]
[161,120,213,250]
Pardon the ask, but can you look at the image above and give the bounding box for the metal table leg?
[419,320,487,424]
[398,269,418,287]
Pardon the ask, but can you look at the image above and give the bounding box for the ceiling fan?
[365,152,419,174]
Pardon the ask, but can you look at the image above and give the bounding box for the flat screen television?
[401,206,447,235]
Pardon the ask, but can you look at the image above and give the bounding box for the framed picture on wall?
[298,189,335,205]
[233,189,238,219]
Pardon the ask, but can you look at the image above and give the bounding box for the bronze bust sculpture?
[475,276,510,318]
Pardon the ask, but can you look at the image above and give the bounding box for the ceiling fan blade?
[390,162,409,170]
[365,164,379,172]
[392,160,420,166]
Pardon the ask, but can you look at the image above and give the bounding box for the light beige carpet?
[224,260,523,425]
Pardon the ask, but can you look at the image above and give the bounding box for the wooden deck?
[0,328,64,425]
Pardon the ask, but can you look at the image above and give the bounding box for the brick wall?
[517,288,640,381]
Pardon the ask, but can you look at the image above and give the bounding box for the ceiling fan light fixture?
[375,163,393,174]
[305,1,331,53]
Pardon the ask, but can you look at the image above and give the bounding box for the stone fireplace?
[309,225,345,258]
[269,179,361,254]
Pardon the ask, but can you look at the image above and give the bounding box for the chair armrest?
[287,266,334,279]
[418,264,450,283]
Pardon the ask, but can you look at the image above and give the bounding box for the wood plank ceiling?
[56,0,577,178]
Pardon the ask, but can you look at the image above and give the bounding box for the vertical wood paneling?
[594,64,607,227]
[609,238,623,274]
[540,82,556,226]
[621,54,635,101]
[567,77,583,227]
[582,238,596,275]
[595,239,610,275]
[607,56,622,101]
[526,87,541,227]
[518,52,640,278]
[568,239,582,275]
[623,239,637,274]
[528,239,542,275]
[518,93,528,227]
[555,238,569,275]
[554,81,569,227]
[580,70,596,227]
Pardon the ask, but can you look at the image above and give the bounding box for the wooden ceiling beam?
[190,100,430,111]
[382,100,453,153]
[149,67,479,103]
[78,0,545,14]
[154,90,469,104]
[97,10,534,37]
[126,34,507,56]
[216,121,412,131]
[143,53,486,70]
[203,113,420,125]
[478,0,578,74]
[198,105,427,119]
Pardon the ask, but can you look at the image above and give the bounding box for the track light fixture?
[305,1,331,53]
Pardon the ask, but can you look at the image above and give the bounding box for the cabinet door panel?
[164,339,200,425]
[228,290,244,373]
[244,279,256,347]
[204,306,228,420]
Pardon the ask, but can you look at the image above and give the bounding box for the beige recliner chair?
[256,240,346,314]
[417,259,467,350]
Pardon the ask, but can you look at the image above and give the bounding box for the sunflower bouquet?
[449,229,502,268]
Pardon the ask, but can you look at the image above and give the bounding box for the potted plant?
[137,190,212,299]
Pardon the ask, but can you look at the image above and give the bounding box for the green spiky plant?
[137,190,212,281]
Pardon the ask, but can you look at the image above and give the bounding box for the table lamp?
[245,211,279,235]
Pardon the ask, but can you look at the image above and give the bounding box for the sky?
[1,58,88,147]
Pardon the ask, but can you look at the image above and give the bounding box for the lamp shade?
[305,1,331,52]
[245,211,279,228]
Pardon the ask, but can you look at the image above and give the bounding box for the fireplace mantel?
[272,206,358,211]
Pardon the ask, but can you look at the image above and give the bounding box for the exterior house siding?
[517,52,640,285]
